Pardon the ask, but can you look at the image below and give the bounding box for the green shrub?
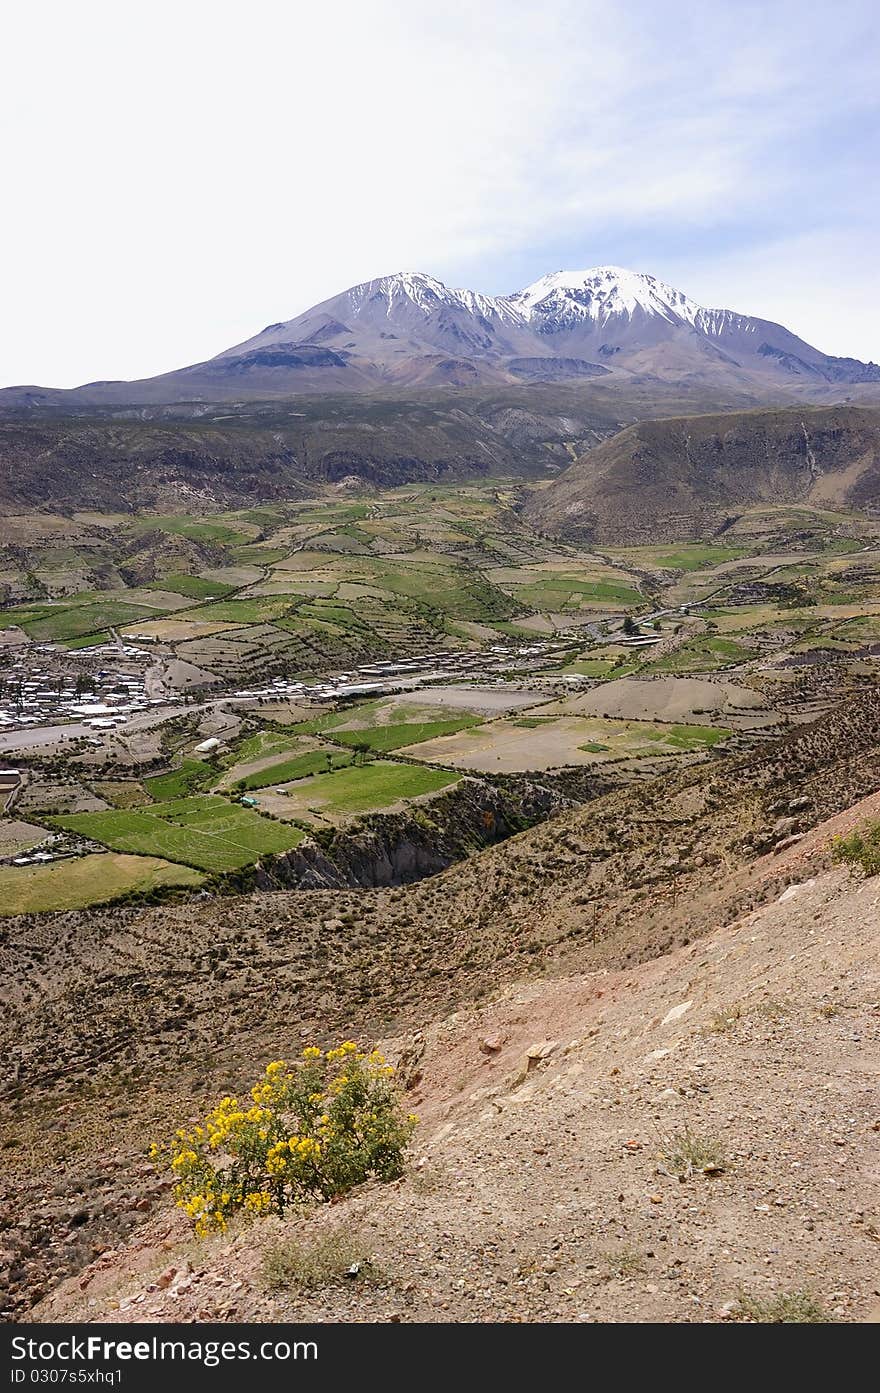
[832,821,880,875]
[152,1043,416,1237]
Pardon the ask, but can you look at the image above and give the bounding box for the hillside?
[0,377,811,513]
[4,682,880,1320]
[525,405,880,544]
[34,851,880,1324]
[0,393,619,511]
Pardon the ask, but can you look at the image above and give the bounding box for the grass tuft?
[262,1225,385,1292]
[733,1290,830,1323]
[660,1126,727,1179]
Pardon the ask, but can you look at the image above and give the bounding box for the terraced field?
[144,760,216,801]
[52,796,304,872]
[233,749,355,791]
[214,731,357,791]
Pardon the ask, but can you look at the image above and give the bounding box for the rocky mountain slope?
[3,679,880,1319]
[0,391,619,511]
[35,850,880,1324]
[526,404,880,543]
[4,267,879,407]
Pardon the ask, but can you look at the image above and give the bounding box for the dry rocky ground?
[32,848,880,1323]
[2,689,880,1322]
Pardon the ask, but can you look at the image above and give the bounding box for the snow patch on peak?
[512,265,705,328]
[341,271,528,325]
[346,272,449,316]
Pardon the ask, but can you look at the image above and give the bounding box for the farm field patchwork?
[0,599,161,642]
[232,748,355,791]
[605,543,752,571]
[127,514,261,546]
[331,717,482,753]
[282,695,487,753]
[644,635,759,673]
[492,572,643,611]
[148,575,235,600]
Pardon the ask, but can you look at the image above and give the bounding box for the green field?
[284,697,484,753]
[129,515,257,545]
[145,759,215,801]
[0,853,203,915]
[288,700,386,737]
[233,546,291,565]
[225,730,297,764]
[0,598,158,642]
[331,716,481,753]
[278,761,461,821]
[149,574,235,600]
[560,658,618,677]
[235,749,355,790]
[610,543,751,571]
[506,576,642,609]
[52,796,303,872]
[184,596,298,624]
[64,630,113,649]
[347,558,518,621]
[826,614,880,642]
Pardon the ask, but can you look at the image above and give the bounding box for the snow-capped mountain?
[511,265,706,326]
[209,264,879,394]
[4,265,878,408]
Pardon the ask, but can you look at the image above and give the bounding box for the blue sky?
[2,0,878,385]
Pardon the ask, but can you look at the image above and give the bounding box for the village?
[0,638,157,731]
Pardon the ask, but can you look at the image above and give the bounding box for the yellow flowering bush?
[151,1042,417,1236]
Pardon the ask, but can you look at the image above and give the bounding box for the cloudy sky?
[3,0,878,386]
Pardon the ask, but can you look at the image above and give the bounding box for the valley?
[4,477,880,919]
[5,476,880,924]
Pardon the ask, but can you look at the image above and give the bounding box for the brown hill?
[525,405,880,543]
[36,852,880,1324]
[0,393,619,511]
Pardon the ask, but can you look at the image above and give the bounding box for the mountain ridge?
[3,266,879,408]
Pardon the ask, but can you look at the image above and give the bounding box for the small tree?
[622,614,639,636]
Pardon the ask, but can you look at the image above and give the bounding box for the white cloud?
[1,0,877,385]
